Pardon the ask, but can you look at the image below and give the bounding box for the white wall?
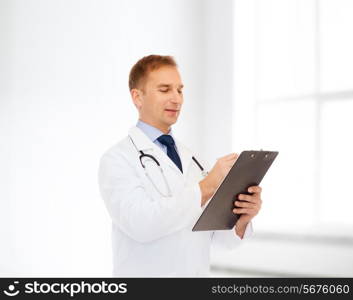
[201,0,235,164]
[0,0,234,276]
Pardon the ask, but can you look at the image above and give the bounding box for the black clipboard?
[192,150,278,231]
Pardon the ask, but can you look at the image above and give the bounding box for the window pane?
[256,0,316,100]
[320,0,353,92]
[254,100,316,231]
[321,100,353,225]
[233,0,257,150]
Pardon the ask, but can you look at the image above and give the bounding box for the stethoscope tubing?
[129,135,207,197]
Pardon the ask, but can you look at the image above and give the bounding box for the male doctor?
[98,55,262,277]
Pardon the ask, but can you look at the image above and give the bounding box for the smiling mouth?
[165,109,179,112]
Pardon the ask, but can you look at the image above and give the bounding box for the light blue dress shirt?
[136,120,180,155]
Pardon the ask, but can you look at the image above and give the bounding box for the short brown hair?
[128,55,177,90]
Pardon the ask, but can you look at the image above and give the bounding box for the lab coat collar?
[128,126,193,176]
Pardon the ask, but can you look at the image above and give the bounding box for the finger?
[223,158,238,169]
[233,208,256,215]
[228,155,239,162]
[248,186,262,194]
[234,200,256,209]
[227,160,237,168]
[237,194,261,204]
[222,153,239,160]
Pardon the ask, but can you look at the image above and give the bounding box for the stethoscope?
[129,135,208,197]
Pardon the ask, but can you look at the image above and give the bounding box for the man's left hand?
[233,185,262,238]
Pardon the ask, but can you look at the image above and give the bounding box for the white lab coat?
[98,126,253,277]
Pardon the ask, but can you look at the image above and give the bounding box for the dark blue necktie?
[157,134,183,173]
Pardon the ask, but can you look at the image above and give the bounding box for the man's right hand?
[199,153,239,206]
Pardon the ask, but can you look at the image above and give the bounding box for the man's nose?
[170,90,183,103]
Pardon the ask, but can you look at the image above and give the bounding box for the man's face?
[132,66,184,132]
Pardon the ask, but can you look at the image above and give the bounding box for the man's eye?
[159,89,168,93]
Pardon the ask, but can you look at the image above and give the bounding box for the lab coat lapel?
[128,126,185,176]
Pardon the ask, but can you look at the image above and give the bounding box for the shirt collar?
[136,120,174,143]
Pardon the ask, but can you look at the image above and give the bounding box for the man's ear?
[130,88,143,109]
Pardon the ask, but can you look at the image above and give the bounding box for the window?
[233,0,353,233]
